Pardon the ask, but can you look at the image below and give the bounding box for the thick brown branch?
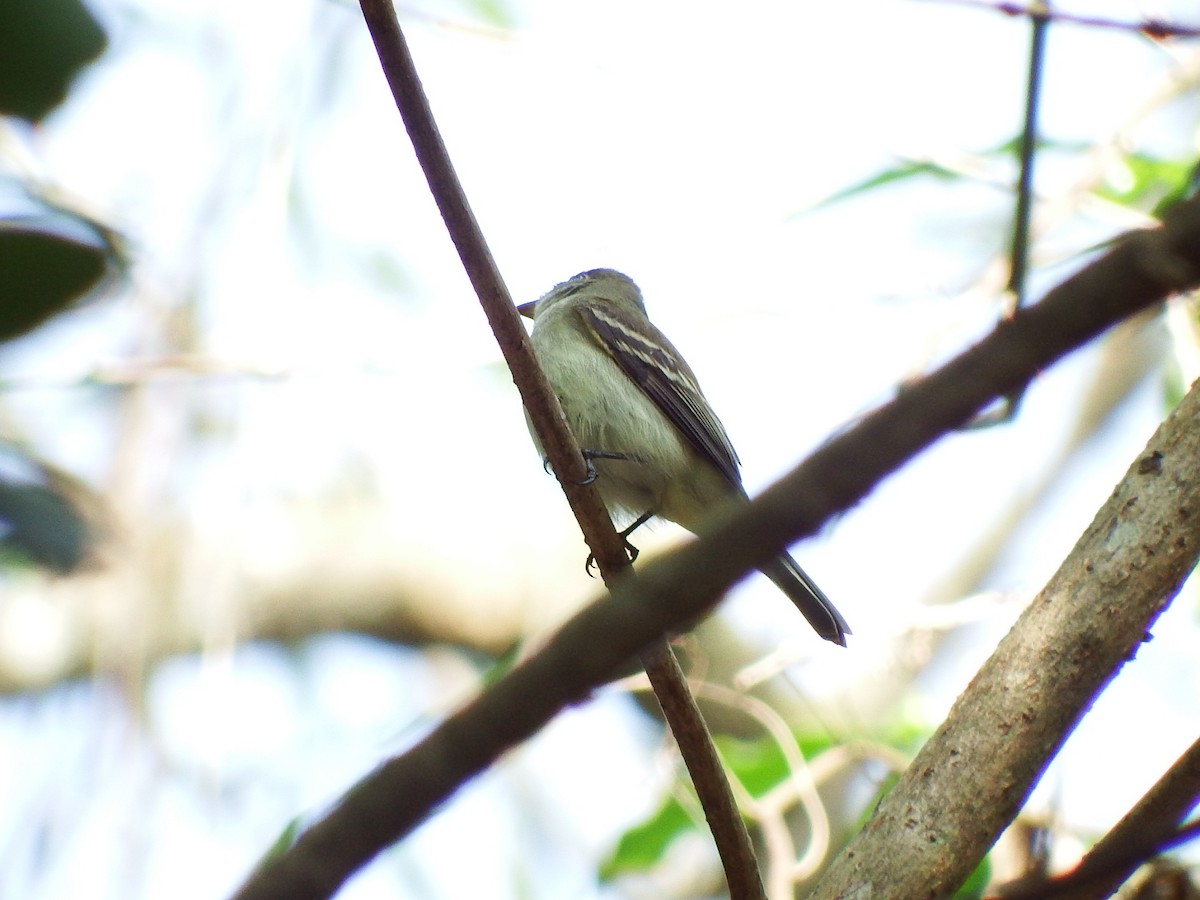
[230,184,1200,899]
[806,378,1200,899]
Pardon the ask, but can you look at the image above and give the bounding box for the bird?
[518,268,849,646]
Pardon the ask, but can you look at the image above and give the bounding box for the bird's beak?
[516,300,538,319]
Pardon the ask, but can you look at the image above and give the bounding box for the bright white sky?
[2,0,1199,897]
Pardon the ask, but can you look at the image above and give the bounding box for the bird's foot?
[584,511,654,577]
[542,449,644,485]
[585,536,640,577]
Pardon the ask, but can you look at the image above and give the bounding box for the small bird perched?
[518,268,850,646]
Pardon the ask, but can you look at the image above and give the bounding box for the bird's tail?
[761,554,850,646]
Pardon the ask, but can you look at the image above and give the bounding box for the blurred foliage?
[801,135,1045,211]
[601,730,849,882]
[600,791,692,880]
[0,2,111,576]
[1095,152,1198,218]
[0,478,91,574]
[809,135,1196,220]
[0,207,119,342]
[804,158,972,213]
[955,855,993,900]
[257,817,305,868]
[0,0,106,122]
[0,452,98,575]
[465,0,515,28]
[0,206,115,573]
[600,717,989,890]
[478,640,524,687]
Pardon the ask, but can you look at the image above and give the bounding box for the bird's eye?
[552,271,592,296]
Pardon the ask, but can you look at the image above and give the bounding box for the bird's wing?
[579,299,742,487]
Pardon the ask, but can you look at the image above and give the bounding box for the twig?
[993,818,1200,899]
[967,4,1049,426]
[1006,6,1047,317]
[229,184,1200,900]
[995,737,1200,899]
[918,0,1200,38]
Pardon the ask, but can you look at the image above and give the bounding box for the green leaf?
[0,474,93,574]
[477,640,523,687]
[1095,153,1195,216]
[801,159,969,213]
[601,720,925,880]
[953,854,992,899]
[255,816,305,868]
[0,0,107,122]
[802,134,1095,215]
[465,0,515,28]
[980,134,1090,159]
[0,211,117,342]
[600,794,691,880]
[601,731,847,880]
[713,731,842,796]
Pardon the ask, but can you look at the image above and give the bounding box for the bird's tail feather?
[760,554,850,646]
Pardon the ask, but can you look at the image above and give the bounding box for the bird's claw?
[579,458,599,485]
[585,539,640,577]
[542,455,600,485]
[544,449,642,485]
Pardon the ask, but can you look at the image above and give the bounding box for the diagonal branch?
[995,820,1200,900]
[230,175,1200,898]
[351,3,764,898]
[807,361,1200,898]
[997,737,1200,899]
[1058,736,1200,898]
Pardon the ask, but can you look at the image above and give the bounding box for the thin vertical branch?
[1006,3,1049,314]
[969,2,1049,426]
[345,3,765,898]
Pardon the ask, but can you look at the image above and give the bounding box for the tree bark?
[807,377,1200,900]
